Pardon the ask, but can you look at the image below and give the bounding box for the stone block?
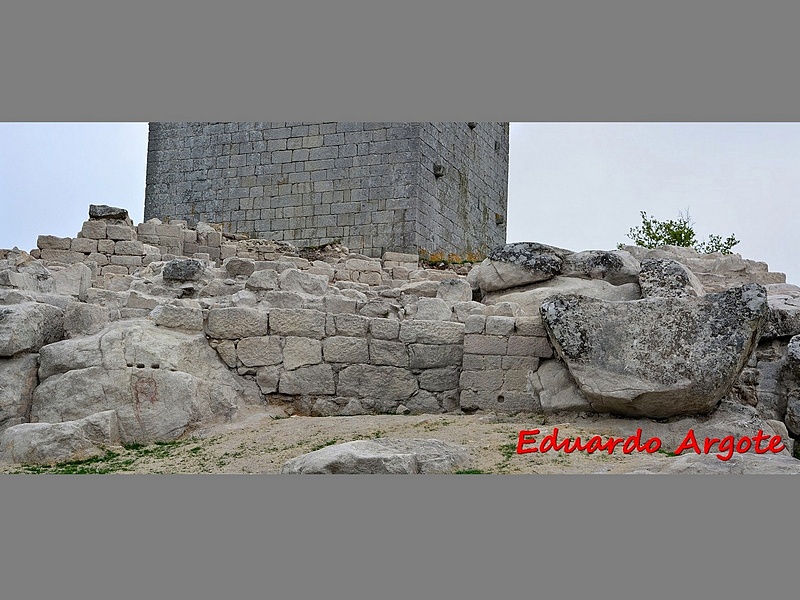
[323,336,369,363]
[436,279,473,303]
[369,318,400,340]
[70,238,98,253]
[464,334,508,355]
[415,297,452,321]
[418,366,461,392]
[337,364,417,403]
[507,335,553,358]
[485,316,516,336]
[408,344,463,369]
[332,314,369,337]
[149,304,204,331]
[80,220,108,240]
[246,269,279,291]
[323,295,357,314]
[36,235,72,250]
[279,364,335,395]
[206,307,269,339]
[459,369,505,392]
[399,320,465,345]
[237,336,283,367]
[256,366,280,394]
[97,239,116,253]
[110,255,143,267]
[224,257,256,277]
[268,308,326,339]
[114,240,145,256]
[283,336,322,370]
[459,390,539,414]
[514,316,547,337]
[107,224,137,241]
[464,314,486,334]
[39,249,85,264]
[368,339,408,367]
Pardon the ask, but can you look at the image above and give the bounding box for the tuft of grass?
[455,469,485,474]
[310,438,340,452]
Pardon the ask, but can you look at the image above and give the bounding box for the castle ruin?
[144,122,510,258]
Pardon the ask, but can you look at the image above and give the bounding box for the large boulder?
[638,258,705,298]
[0,353,39,433]
[468,242,572,293]
[561,250,640,285]
[540,283,768,418]
[31,320,259,443]
[0,302,64,356]
[485,276,641,318]
[0,410,120,465]
[281,438,471,474]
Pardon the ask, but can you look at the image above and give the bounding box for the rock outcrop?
[281,438,471,474]
[540,284,767,418]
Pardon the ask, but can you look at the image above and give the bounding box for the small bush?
[619,210,740,255]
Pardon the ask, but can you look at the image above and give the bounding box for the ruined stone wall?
[144,122,509,258]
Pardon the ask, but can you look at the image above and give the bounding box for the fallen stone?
[561,250,640,285]
[281,438,471,474]
[162,259,204,282]
[0,410,120,466]
[0,302,64,356]
[63,302,110,338]
[486,276,641,318]
[89,204,129,220]
[540,283,767,418]
[638,258,705,298]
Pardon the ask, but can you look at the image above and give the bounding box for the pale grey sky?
[1,122,798,284]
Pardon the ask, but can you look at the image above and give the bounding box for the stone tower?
[145,122,509,258]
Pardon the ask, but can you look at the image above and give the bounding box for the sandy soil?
[3,407,688,474]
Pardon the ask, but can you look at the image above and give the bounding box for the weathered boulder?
[31,320,258,443]
[529,360,593,413]
[63,301,110,338]
[162,258,205,282]
[561,250,640,285]
[0,302,64,356]
[281,438,471,474]
[540,283,768,418]
[0,410,120,466]
[89,204,129,220]
[467,242,573,293]
[638,258,705,298]
[0,353,38,433]
[49,263,92,301]
[762,283,800,339]
[278,268,329,296]
[485,276,641,318]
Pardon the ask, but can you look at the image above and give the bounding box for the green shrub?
[618,210,740,255]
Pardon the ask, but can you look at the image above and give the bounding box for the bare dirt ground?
[2,407,687,474]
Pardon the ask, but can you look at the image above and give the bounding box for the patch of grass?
[499,443,517,460]
[10,438,196,474]
[310,438,340,452]
[372,430,386,439]
[455,469,485,474]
